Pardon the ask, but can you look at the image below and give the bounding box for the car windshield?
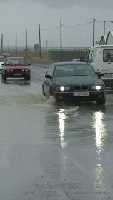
[54,64,95,77]
[6,58,25,65]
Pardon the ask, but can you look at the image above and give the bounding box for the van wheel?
[96,97,106,105]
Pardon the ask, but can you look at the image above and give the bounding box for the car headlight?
[92,85,102,90]
[55,86,70,92]
[59,86,70,92]
[60,86,65,92]
[24,69,29,72]
[96,85,102,90]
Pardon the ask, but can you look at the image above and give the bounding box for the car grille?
[13,69,23,73]
[104,79,113,88]
[70,85,90,91]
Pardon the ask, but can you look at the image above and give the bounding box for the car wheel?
[55,95,64,102]
[55,96,60,102]
[24,74,31,85]
[25,77,31,81]
[24,73,31,81]
[96,96,106,105]
[42,85,45,96]
[2,74,6,83]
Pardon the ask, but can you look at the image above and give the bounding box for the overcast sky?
[1,0,113,48]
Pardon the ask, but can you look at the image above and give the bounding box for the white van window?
[103,49,113,62]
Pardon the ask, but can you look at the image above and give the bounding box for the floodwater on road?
[0,65,113,199]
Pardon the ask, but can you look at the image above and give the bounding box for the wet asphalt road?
[0,64,113,199]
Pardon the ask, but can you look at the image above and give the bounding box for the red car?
[1,57,31,83]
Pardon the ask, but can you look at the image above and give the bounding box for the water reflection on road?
[52,103,112,199]
[56,106,80,149]
[57,109,66,149]
[93,111,106,153]
[93,110,107,194]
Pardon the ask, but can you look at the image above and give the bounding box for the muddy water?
[0,66,113,199]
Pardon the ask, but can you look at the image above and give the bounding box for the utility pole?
[39,24,42,58]
[25,29,28,57]
[93,18,96,47]
[45,40,48,55]
[104,20,106,35]
[1,33,4,54]
[25,29,28,51]
[15,33,18,56]
[59,18,63,49]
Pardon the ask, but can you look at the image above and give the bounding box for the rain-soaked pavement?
[0,64,113,199]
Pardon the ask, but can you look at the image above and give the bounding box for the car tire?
[96,96,106,105]
[55,96,60,102]
[1,74,6,83]
[24,73,31,85]
[42,85,45,96]
[55,95,64,102]
[24,76,31,81]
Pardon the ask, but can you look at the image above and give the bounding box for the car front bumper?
[54,90,104,101]
[4,71,30,78]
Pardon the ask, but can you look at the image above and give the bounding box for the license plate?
[104,74,113,78]
[73,91,89,96]
[13,74,22,76]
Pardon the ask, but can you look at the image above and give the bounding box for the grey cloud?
[0,0,113,10]
[30,0,76,8]
[28,0,113,10]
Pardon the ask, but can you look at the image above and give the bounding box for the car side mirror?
[96,72,104,78]
[45,74,52,79]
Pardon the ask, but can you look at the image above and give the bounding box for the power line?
[63,21,92,29]
[40,21,92,31]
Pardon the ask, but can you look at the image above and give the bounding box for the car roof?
[53,61,90,65]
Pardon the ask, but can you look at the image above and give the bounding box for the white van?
[89,45,113,89]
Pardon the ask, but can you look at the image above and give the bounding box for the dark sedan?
[42,61,106,104]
